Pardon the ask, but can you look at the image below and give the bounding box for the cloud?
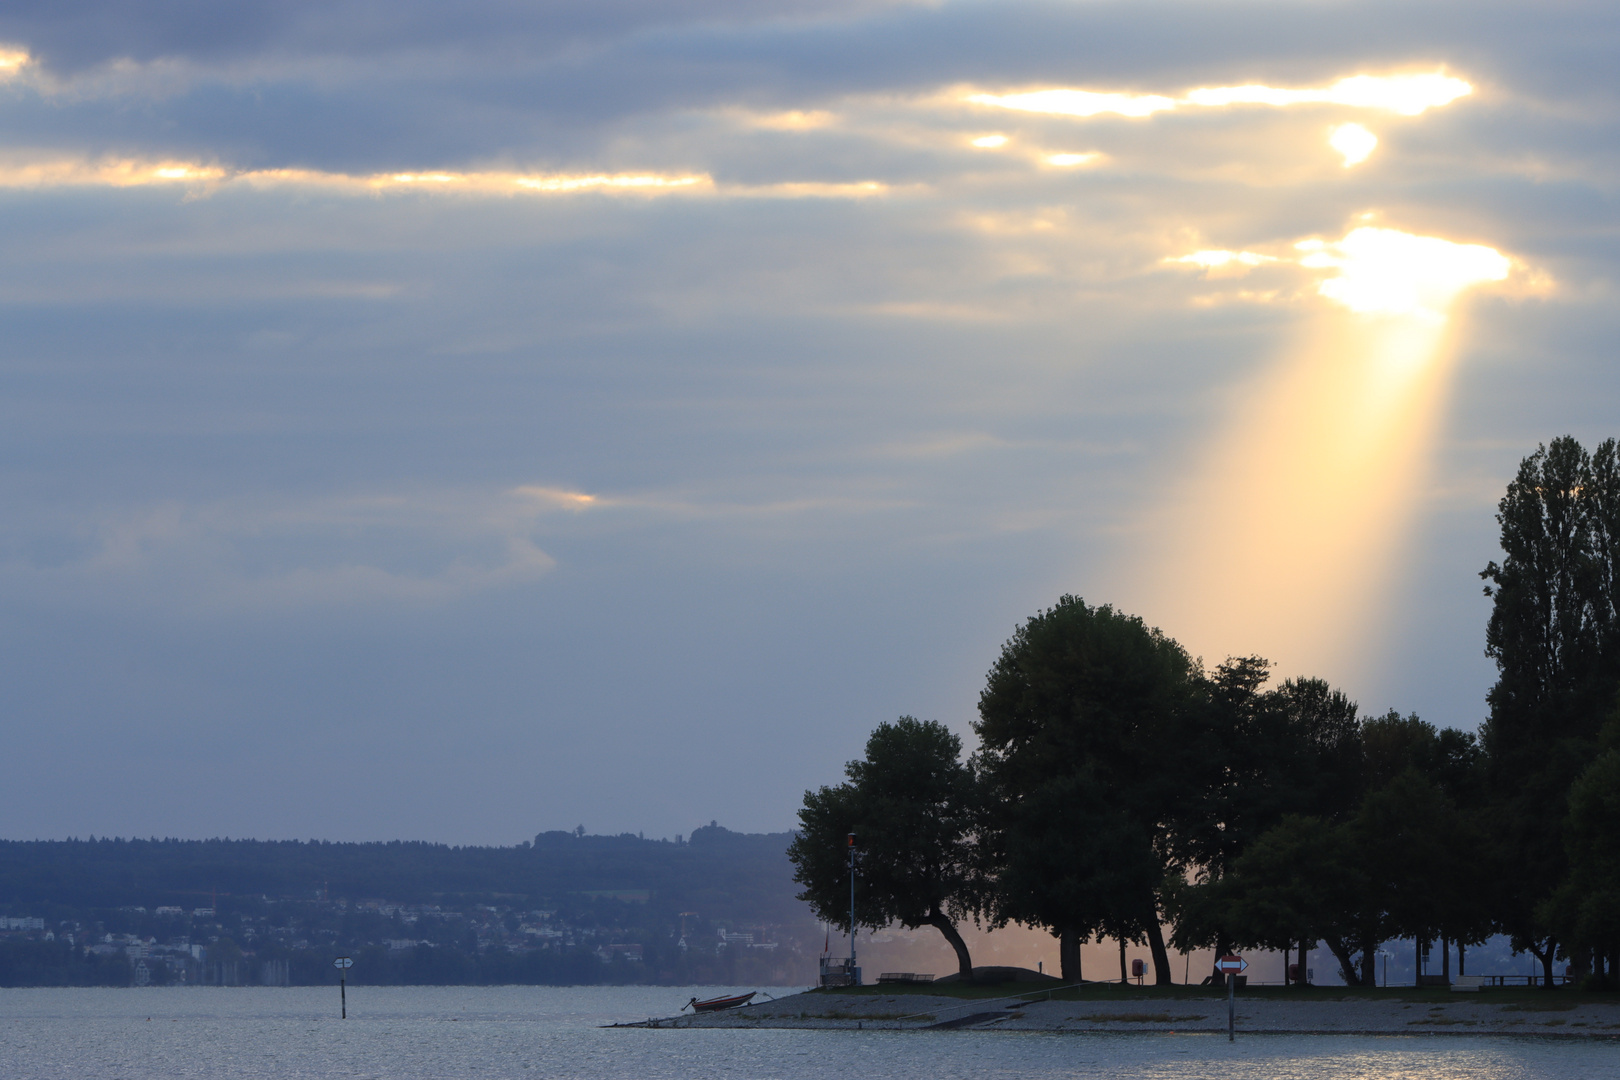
[0,156,915,207]
[1329,122,1378,166]
[1043,152,1101,167]
[0,0,1612,846]
[0,156,715,195]
[968,71,1472,120]
[1301,227,1513,322]
[0,0,919,73]
[1167,226,1515,322]
[970,88,1179,119]
[0,488,581,613]
[1167,249,1281,280]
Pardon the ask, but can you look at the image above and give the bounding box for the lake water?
[0,984,1612,1079]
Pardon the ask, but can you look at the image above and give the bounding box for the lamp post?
[847,832,859,985]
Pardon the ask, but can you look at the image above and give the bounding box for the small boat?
[685,991,756,1013]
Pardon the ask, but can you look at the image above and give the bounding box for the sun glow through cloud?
[1134,223,1513,685]
[969,89,1178,118]
[1166,227,1510,321]
[1329,123,1378,166]
[970,71,1471,120]
[1301,227,1511,322]
[511,485,599,509]
[1044,152,1100,167]
[1170,250,1278,269]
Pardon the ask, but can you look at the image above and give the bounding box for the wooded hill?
[0,824,801,925]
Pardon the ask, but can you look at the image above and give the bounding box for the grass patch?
[805,983,1620,1007]
[1499,1002,1578,1012]
[1084,1013,1209,1024]
[1408,1017,1476,1026]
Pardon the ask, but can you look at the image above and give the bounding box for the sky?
[1,0,1616,845]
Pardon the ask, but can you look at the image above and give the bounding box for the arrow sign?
[1216,954,1247,974]
[333,956,354,969]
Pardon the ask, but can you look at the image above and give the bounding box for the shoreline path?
[639,989,1620,1037]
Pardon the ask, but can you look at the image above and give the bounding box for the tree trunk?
[1530,941,1556,988]
[1326,937,1361,986]
[1060,925,1081,983]
[1211,932,1229,986]
[1283,941,1291,986]
[1118,938,1128,984]
[1459,941,1466,977]
[924,910,973,980]
[1442,936,1450,982]
[1300,938,1314,986]
[1359,930,1379,987]
[1145,918,1174,986]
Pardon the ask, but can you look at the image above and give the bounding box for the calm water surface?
[0,985,1610,1079]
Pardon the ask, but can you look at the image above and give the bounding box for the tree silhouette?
[787,717,982,977]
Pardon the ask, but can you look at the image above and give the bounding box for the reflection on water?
[0,985,1609,1079]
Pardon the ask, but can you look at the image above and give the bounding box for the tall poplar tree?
[1480,436,1620,984]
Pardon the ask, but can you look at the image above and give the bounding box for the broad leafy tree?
[1184,814,1380,985]
[1544,740,1620,986]
[1352,767,1487,983]
[787,717,982,977]
[974,596,1200,985]
[1168,663,1364,983]
[977,768,1161,982]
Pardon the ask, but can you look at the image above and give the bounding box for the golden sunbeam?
[1125,227,1510,683]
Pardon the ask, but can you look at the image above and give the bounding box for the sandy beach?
[651,987,1620,1036]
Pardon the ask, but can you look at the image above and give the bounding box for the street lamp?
[847,832,859,986]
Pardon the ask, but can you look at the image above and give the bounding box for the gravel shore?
[644,989,1620,1036]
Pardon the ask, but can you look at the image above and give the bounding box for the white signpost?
[1216,954,1247,1041]
[334,956,354,1018]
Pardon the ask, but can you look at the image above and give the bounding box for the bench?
[877,972,935,984]
[1451,975,1487,992]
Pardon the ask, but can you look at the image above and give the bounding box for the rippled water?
[0,985,1610,1079]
